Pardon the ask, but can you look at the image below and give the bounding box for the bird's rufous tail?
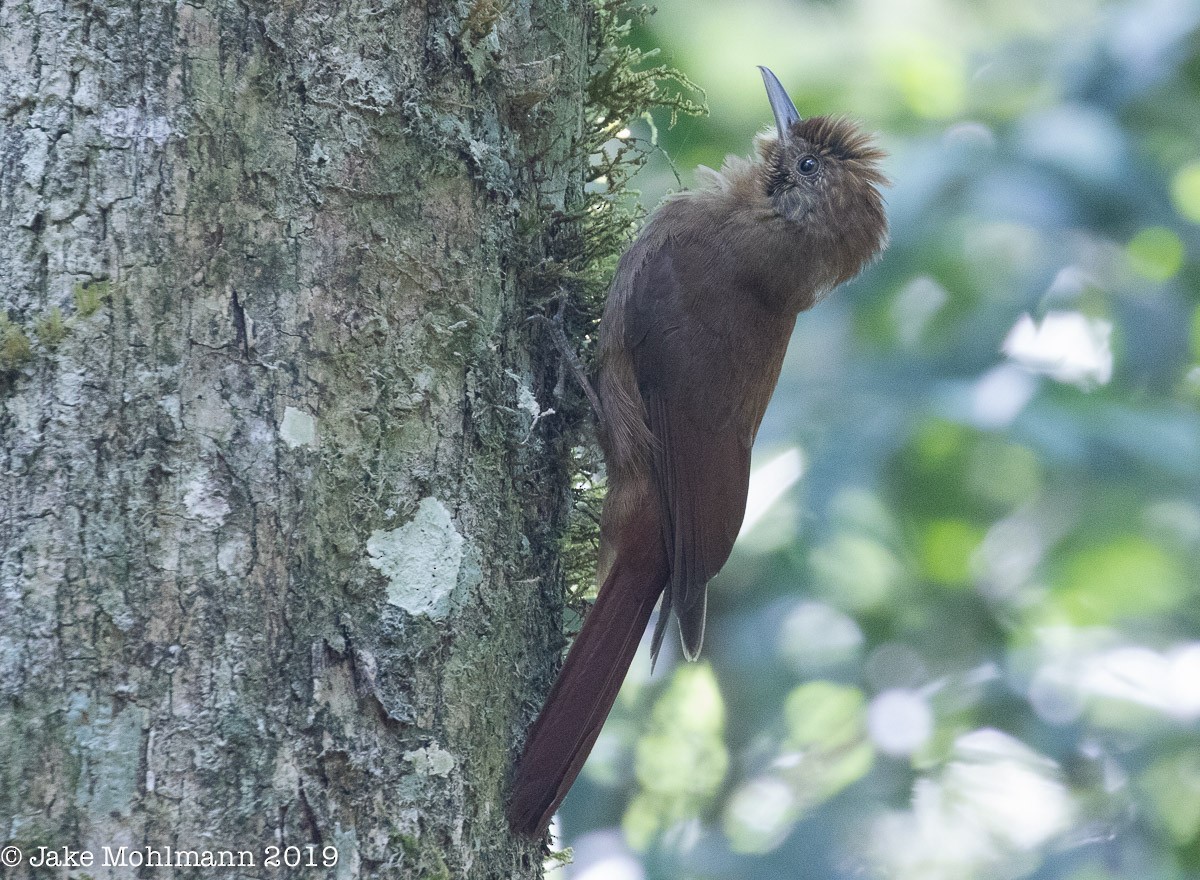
[508,525,668,837]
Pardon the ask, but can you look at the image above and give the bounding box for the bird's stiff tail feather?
[508,544,668,837]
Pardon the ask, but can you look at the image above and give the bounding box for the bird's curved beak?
[758,66,801,141]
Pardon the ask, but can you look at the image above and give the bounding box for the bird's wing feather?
[624,239,754,659]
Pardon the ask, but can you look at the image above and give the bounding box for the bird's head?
[755,67,890,285]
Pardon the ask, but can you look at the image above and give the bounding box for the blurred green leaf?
[1171,161,1200,225]
[810,532,905,610]
[920,518,985,587]
[721,683,874,854]
[966,440,1042,509]
[1141,748,1200,845]
[783,681,866,748]
[885,37,967,120]
[1053,536,1187,625]
[1127,227,1186,282]
[624,663,729,848]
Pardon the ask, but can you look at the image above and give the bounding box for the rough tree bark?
[0,0,589,876]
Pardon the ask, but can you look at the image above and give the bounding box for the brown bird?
[509,67,889,837]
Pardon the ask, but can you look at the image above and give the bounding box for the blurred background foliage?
[550,0,1200,877]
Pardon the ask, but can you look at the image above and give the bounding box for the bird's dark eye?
[798,155,819,176]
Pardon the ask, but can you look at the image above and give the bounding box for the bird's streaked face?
[765,116,888,228]
[756,66,890,285]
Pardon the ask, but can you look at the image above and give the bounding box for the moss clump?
[545,844,575,869]
[534,1,706,600]
[522,0,708,361]
[392,833,451,879]
[561,0,700,312]
[522,1,706,449]
[34,308,68,349]
[461,0,505,42]
[560,446,607,600]
[0,315,33,374]
[73,280,111,318]
[1,293,115,382]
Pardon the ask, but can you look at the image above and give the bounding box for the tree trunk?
[0,0,587,876]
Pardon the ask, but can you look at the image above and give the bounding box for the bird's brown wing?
[624,240,754,660]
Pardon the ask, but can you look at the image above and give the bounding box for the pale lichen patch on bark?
[367,497,465,618]
[280,404,318,449]
[404,743,457,778]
